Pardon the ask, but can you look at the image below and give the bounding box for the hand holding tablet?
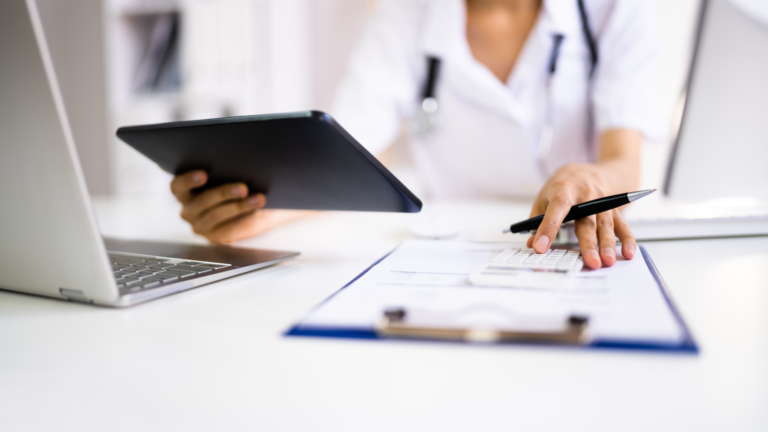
[117,111,422,242]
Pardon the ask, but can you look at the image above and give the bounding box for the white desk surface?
[2,196,767,432]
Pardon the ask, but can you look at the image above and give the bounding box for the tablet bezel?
[117,111,422,213]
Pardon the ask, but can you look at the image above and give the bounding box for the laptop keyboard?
[109,253,231,295]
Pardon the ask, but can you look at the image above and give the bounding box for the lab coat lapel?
[419,0,518,120]
[508,0,583,117]
[418,0,575,125]
[541,0,581,37]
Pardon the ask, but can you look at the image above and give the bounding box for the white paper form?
[297,240,685,345]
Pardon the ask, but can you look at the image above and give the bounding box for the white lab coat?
[332,0,662,199]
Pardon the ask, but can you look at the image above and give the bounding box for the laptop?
[0,0,298,307]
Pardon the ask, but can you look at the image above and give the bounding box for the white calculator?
[469,247,584,289]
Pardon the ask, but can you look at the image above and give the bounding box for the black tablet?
[116,111,421,212]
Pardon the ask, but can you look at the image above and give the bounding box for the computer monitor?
[664,0,768,201]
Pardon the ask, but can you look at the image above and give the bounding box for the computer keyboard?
[469,247,584,289]
[109,253,231,295]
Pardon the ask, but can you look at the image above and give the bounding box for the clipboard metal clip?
[377,308,589,345]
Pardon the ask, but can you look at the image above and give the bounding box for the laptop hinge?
[59,288,93,304]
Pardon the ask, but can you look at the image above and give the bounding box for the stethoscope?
[410,56,442,136]
[411,0,599,178]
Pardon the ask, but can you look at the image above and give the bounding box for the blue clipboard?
[286,246,699,353]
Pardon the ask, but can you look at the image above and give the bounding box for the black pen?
[504,189,656,234]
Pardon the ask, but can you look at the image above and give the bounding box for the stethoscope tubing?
[413,0,599,168]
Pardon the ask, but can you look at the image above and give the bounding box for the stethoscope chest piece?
[410,96,440,136]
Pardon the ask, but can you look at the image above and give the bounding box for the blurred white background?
[37,0,700,198]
